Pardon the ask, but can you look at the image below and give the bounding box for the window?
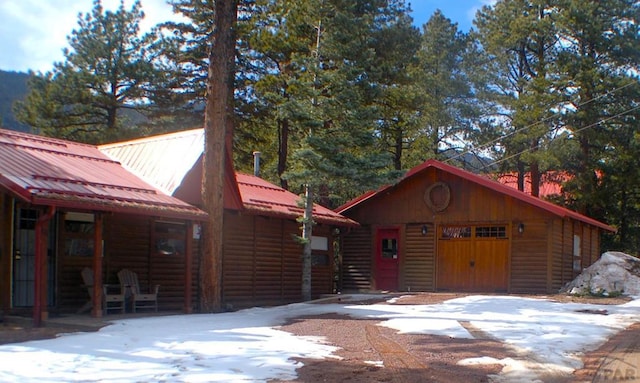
[381,238,398,259]
[441,226,471,239]
[312,253,329,266]
[476,226,507,238]
[311,236,328,251]
[18,209,37,230]
[155,221,186,256]
[573,235,582,271]
[63,212,95,257]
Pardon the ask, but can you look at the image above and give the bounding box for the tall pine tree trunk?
[530,141,540,198]
[201,0,237,312]
[278,118,289,189]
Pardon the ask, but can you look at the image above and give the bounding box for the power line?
[488,103,640,168]
[444,81,638,166]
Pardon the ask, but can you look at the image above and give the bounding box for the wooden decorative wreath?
[424,182,451,212]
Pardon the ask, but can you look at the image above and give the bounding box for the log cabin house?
[100,129,357,310]
[336,159,615,294]
[0,129,207,326]
[0,128,355,326]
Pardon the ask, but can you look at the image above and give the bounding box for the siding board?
[511,221,548,293]
[404,223,435,291]
[341,226,372,291]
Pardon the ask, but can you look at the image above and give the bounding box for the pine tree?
[15,0,170,143]
[474,0,562,195]
[406,10,478,170]
[553,0,640,249]
[369,7,421,171]
[283,0,414,206]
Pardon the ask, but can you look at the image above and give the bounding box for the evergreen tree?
[239,0,321,188]
[553,0,640,251]
[474,0,562,195]
[284,0,414,206]
[15,0,171,143]
[370,7,421,171]
[406,10,477,170]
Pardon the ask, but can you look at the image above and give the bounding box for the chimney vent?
[252,151,261,177]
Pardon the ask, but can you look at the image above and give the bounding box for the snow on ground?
[0,293,638,383]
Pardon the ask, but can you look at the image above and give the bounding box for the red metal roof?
[493,171,570,198]
[336,159,615,232]
[0,129,207,220]
[237,173,357,226]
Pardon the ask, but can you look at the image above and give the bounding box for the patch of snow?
[364,360,384,367]
[562,251,640,296]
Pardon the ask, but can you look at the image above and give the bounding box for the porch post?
[33,206,55,327]
[184,221,194,313]
[91,213,104,318]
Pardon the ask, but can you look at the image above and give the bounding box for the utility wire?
[443,81,638,166]
[488,103,640,168]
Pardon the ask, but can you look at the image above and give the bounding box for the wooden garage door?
[437,225,508,292]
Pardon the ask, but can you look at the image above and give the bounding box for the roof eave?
[338,159,614,231]
[30,195,208,221]
[0,175,33,203]
[243,205,358,227]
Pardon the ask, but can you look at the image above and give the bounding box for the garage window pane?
[441,226,471,239]
[475,226,507,238]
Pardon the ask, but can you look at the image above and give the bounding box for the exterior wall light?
[518,223,525,234]
[421,225,428,236]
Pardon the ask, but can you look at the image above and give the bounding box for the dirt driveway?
[272,293,639,383]
[1,293,637,382]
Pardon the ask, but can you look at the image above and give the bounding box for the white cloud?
[0,0,180,72]
[467,0,498,27]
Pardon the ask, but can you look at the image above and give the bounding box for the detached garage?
[336,159,615,294]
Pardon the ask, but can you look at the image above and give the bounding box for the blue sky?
[411,0,495,31]
[0,0,494,73]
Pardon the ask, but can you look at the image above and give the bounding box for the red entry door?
[375,228,399,291]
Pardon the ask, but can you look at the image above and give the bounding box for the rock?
[560,251,640,296]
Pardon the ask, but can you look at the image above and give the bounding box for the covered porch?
[0,129,207,326]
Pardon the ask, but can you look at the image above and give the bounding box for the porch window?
[63,212,95,257]
[154,221,186,256]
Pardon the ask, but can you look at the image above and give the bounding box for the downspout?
[33,205,55,327]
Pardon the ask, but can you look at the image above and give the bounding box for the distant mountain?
[440,148,497,174]
[0,70,30,132]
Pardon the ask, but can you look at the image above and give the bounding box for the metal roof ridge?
[98,128,203,149]
[237,180,285,192]
[0,140,119,164]
[30,174,158,194]
[0,128,95,148]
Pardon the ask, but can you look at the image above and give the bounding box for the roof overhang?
[2,180,207,221]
